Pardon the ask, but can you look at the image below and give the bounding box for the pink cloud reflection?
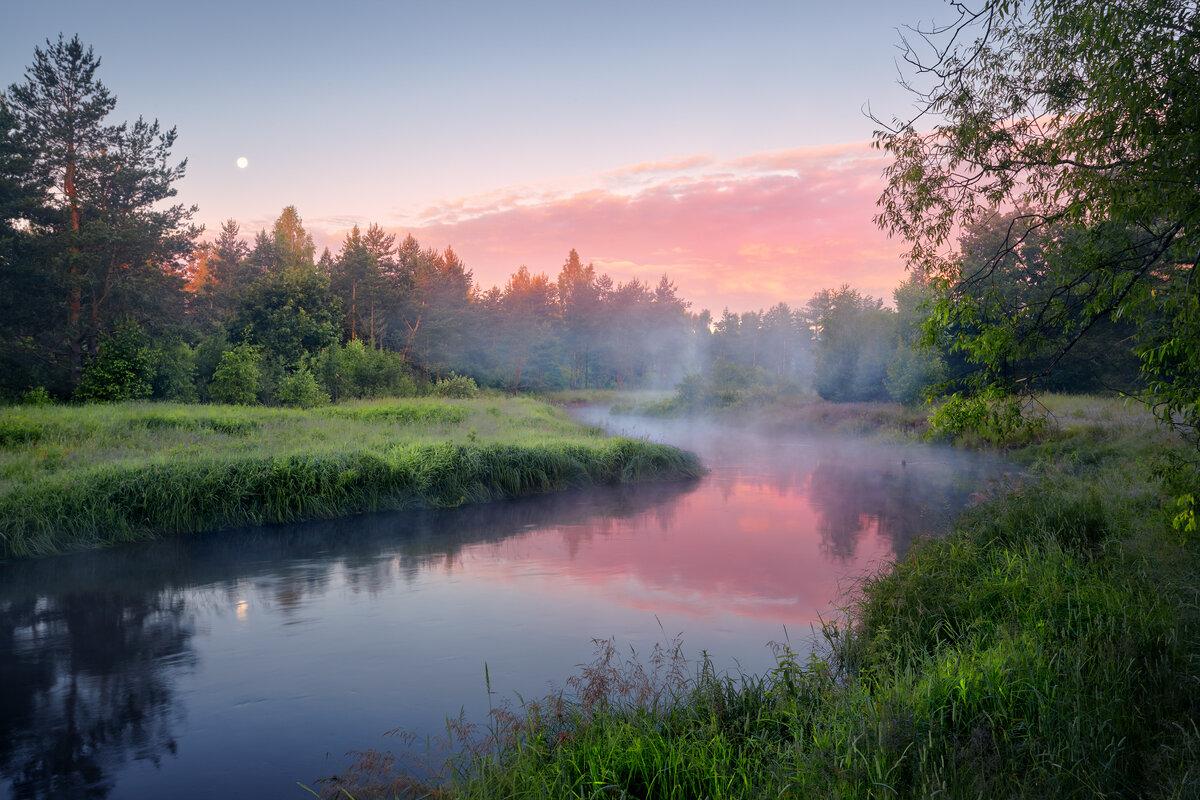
[447,474,894,629]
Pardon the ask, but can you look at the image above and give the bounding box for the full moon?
[236,157,248,169]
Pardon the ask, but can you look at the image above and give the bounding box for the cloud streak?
[312,142,909,313]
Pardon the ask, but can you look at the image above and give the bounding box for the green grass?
[0,397,702,558]
[326,394,1200,799]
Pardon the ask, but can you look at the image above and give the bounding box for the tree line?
[0,34,1147,409]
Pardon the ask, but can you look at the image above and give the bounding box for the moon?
[236,157,248,169]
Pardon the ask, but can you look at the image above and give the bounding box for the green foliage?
[808,286,896,402]
[329,224,394,344]
[209,343,261,405]
[229,268,340,365]
[927,391,1048,447]
[1173,494,1196,544]
[149,341,198,402]
[275,364,329,408]
[885,344,943,405]
[310,339,419,401]
[886,276,947,405]
[21,386,52,406]
[192,328,229,402]
[74,320,154,402]
[5,36,197,394]
[270,205,316,272]
[433,372,480,399]
[1139,286,1200,445]
[876,0,1200,443]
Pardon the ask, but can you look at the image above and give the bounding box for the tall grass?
[0,398,702,558]
[335,396,1200,799]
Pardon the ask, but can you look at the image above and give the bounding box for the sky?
[1,0,955,313]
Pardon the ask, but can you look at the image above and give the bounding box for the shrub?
[927,390,1048,446]
[150,341,198,402]
[209,344,262,405]
[276,364,330,408]
[433,372,479,398]
[74,320,154,402]
[21,386,52,406]
[193,329,230,401]
[312,341,421,400]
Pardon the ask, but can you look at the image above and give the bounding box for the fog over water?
[0,409,1009,799]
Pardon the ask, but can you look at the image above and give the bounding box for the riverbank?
[330,394,1199,798]
[0,398,702,559]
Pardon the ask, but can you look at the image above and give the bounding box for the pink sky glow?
[291,141,909,315]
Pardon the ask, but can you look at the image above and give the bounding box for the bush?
[75,320,154,402]
[927,391,1048,446]
[21,386,52,406]
[150,341,198,402]
[650,361,794,415]
[433,372,479,398]
[312,341,421,400]
[209,344,262,405]
[276,364,330,408]
[193,329,230,401]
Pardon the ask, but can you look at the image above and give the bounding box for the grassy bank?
[331,395,1199,799]
[0,397,702,559]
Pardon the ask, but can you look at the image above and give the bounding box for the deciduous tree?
[875,0,1200,441]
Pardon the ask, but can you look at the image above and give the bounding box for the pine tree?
[5,35,198,390]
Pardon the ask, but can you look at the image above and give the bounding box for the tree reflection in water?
[0,479,699,799]
[0,591,193,799]
[808,460,958,562]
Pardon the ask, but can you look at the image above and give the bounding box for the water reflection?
[0,417,1006,800]
[0,592,192,800]
[0,481,696,799]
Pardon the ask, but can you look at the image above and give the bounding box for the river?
[0,409,1008,799]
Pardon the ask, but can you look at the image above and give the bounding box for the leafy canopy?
[874,0,1200,443]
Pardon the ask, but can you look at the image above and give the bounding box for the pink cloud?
[608,153,720,178]
[303,141,909,313]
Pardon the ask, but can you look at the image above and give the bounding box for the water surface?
[0,410,1007,798]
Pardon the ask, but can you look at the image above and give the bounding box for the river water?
[0,409,1007,799]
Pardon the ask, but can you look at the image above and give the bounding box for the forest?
[0,37,1144,412]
